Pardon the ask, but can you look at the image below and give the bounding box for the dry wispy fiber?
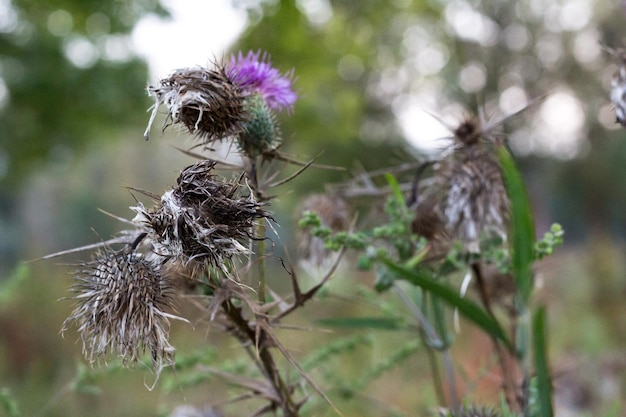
[418,115,510,253]
[608,47,626,127]
[62,245,183,374]
[132,160,272,271]
[296,193,350,269]
[144,64,248,141]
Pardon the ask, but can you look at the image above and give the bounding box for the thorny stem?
[247,156,267,303]
[257,219,267,303]
[222,299,300,416]
[471,262,522,412]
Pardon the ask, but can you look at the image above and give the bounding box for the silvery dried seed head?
[132,160,271,270]
[610,54,626,127]
[62,246,182,373]
[144,65,248,141]
[421,116,510,253]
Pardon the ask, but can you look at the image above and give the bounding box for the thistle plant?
[299,109,562,416]
[62,244,181,374]
[131,160,272,272]
[43,46,569,417]
[49,50,358,416]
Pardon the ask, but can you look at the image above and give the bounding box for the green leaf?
[384,261,513,351]
[317,317,404,330]
[498,147,535,303]
[384,172,405,203]
[0,388,21,417]
[533,307,553,417]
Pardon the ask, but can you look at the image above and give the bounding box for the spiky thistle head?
[453,116,483,146]
[419,116,510,253]
[62,245,182,373]
[132,160,272,271]
[144,64,249,142]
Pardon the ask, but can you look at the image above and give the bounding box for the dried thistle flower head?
[144,50,297,145]
[297,193,350,269]
[132,160,272,271]
[62,245,183,374]
[419,115,510,253]
[609,49,626,127]
[144,64,248,141]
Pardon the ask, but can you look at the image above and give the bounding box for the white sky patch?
[64,36,99,68]
[459,61,486,93]
[131,0,247,78]
[558,0,591,31]
[510,90,586,159]
[296,0,333,26]
[399,103,453,154]
[0,0,18,33]
[444,1,499,46]
[499,85,528,115]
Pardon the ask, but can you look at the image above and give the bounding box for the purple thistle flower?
[227,50,297,112]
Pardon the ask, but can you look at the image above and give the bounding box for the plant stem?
[425,343,447,406]
[471,262,522,412]
[257,219,267,303]
[393,285,459,411]
[222,299,299,416]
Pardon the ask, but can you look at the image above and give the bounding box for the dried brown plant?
[145,65,248,142]
[62,242,184,375]
[132,160,272,272]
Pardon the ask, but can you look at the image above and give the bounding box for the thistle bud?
[237,94,281,158]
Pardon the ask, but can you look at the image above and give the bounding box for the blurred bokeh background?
[2,0,626,415]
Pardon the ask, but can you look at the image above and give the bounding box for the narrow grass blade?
[498,146,535,303]
[384,261,513,351]
[317,317,404,330]
[533,307,553,417]
[384,172,406,203]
